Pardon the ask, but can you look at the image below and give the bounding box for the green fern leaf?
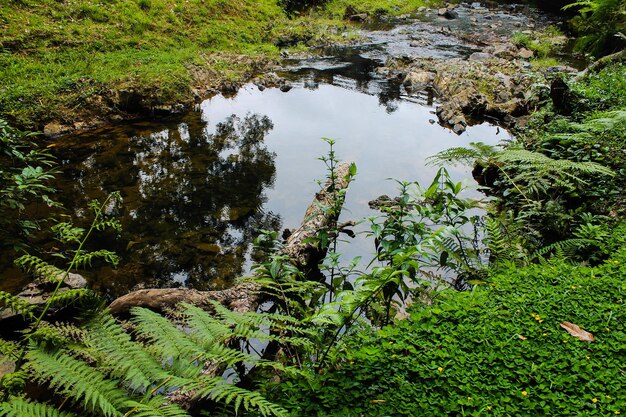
[27,347,127,417]
[123,398,190,417]
[0,291,35,321]
[87,313,170,391]
[0,398,76,417]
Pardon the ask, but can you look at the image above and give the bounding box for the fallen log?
[108,162,354,316]
[574,47,626,81]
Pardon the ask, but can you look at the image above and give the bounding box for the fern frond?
[50,222,84,244]
[196,381,288,417]
[74,250,120,269]
[26,347,127,417]
[123,398,190,417]
[14,255,59,283]
[47,289,94,308]
[427,142,498,166]
[497,149,614,179]
[0,398,76,417]
[87,313,169,391]
[0,291,35,320]
[0,339,22,360]
[484,217,507,260]
[131,308,205,370]
[532,238,596,260]
[50,322,87,343]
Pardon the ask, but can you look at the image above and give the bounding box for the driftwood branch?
[108,162,353,316]
[575,47,626,81]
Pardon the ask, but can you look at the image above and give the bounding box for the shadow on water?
[47,113,281,296]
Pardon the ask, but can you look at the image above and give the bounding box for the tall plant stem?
[13,194,116,371]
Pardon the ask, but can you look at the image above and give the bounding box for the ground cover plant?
[269,247,626,416]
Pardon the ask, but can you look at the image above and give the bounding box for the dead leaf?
[560,321,595,342]
[518,334,527,340]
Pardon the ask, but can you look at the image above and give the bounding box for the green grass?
[319,0,432,18]
[0,0,290,128]
[0,0,441,129]
[511,25,568,59]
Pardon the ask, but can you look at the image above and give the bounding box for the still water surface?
[26,83,508,297]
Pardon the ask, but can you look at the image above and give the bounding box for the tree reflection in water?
[55,112,280,296]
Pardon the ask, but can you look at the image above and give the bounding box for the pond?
[4,3,545,298]
[25,82,506,298]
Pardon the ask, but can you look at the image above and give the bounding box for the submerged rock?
[43,122,72,138]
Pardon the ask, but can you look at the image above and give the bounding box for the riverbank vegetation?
[0,0,437,130]
[1,0,625,415]
[1,0,622,130]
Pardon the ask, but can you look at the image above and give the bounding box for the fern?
[0,398,76,417]
[0,339,22,360]
[47,289,94,308]
[14,255,60,284]
[131,308,206,368]
[0,291,35,320]
[195,381,288,417]
[26,348,128,417]
[86,313,170,391]
[51,222,84,244]
[74,250,120,269]
[122,399,189,417]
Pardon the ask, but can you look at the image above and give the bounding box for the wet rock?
[304,80,319,89]
[409,39,427,47]
[518,48,534,59]
[452,123,466,135]
[487,43,519,60]
[403,70,436,91]
[194,243,222,254]
[64,272,88,289]
[279,83,293,92]
[495,72,512,90]
[152,103,186,114]
[116,89,143,112]
[550,76,575,115]
[469,52,493,62]
[348,13,368,22]
[43,122,72,138]
[0,269,88,321]
[438,8,458,19]
[496,90,511,102]
[0,358,15,379]
[545,65,578,75]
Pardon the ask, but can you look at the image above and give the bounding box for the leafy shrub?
[0,119,58,251]
[564,0,626,56]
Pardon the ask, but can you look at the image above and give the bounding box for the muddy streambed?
[5,2,572,297]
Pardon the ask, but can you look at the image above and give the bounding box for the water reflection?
[54,113,280,295]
